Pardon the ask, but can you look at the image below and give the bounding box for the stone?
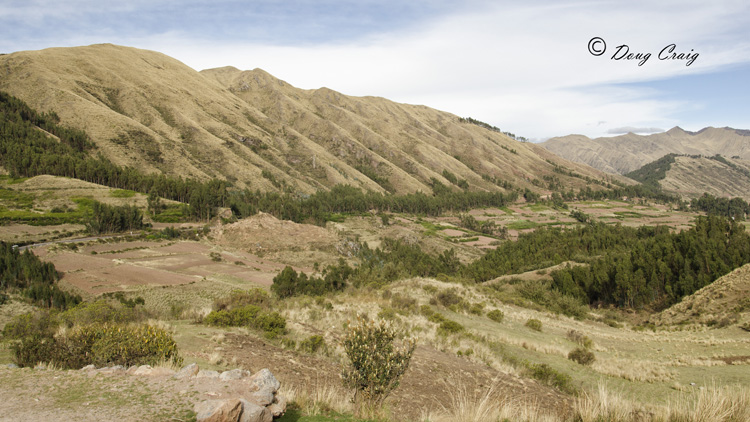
[148,367,176,377]
[195,399,243,422]
[197,370,220,379]
[246,369,280,394]
[238,399,272,422]
[174,363,200,379]
[6,363,19,369]
[219,369,250,381]
[247,391,273,407]
[268,394,287,418]
[133,365,153,376]
[80,364,95,371]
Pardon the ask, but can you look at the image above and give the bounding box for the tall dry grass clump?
[574,381,750,422]
[428,376,558,422]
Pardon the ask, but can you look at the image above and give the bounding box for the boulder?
[133,365,153,376]
[239,399,272,422]
[246,369,280,394]
[197,369,220,379]
[268,394,287,418]
[174,363,200,379]
[219,369,250,381]
[195,399,243,422]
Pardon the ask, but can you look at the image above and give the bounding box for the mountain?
[541,127,750,175]
[0,44,618,195]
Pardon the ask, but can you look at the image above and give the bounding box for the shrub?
[59,300,142,326]
[377,307,397,320]
[214,288,270,311]
[568,347,596,366]
[203,305,286,337]
[210,252,222,262]
[468,302,484,315]
[299,335,326,354]
[437,319,465,336]
[525,318,543,332]
[342,318,416,416]
[567,330,593,349]
[487,309,505,323]
[390,293,418,314]
[436,288,463,307]
[527,363,574,393]
[11,323,182,368]
[3,311,58,340]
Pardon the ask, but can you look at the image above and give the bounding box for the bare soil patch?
[221,333,572,421]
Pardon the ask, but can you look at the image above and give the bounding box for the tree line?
[0,242,81,309]
[550,215,750,308]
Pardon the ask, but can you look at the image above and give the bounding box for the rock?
[239,399,272,422]
[219,369,250,381]
[197,370,220,379]
[246,369,280,394]
[6,363,19,369]
[268,394,287,418]
[149,367,176,377]
[248,391,273,407]
[195,399,243,422]
[99,365,126,374]
[133,365,153,376]
[126,366,139,375]
[174,363,200,379]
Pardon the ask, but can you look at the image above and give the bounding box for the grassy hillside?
[0,44,619,196]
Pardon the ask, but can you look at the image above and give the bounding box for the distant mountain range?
[541,127,750,175]
[0,44,618,195]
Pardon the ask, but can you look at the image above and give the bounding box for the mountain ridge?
[0,44,622,196]
[541,127,750,175]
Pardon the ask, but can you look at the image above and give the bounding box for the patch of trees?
[550,216,750,308]
[624,154,677,186]
[465,223,645,282]
[0,91,227,221]
[458,214,507,238]
[0,242,80,309]
[86,201,147,234]
[271,259,353,298]
[690,193,749,221]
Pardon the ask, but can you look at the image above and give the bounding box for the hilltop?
[0,44,618,196]
[541,127,750,175]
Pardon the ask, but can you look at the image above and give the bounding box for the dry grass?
[574,381,750,422]
[592,358,675,383]
[424,376,558,422]
[279,380,352,417]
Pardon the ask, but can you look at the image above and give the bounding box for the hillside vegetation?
[0,44,620,197]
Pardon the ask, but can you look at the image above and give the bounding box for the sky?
[2,0,750,141]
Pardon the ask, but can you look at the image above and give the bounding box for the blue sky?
[2,0,749,141]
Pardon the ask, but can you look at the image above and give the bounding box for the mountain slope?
[0,44,618,195]
[541,127,750,175]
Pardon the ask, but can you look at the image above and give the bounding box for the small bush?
[437,319,464,336]
[11,323,182,368]
[436,288,463,307]
[527,363,574,393]
[204,305,286,337]
[487,309,505,323]
[299,334,326,354]
[390,293,418,314]
[214,288,270,311]
[525,318,543,332]
[567,330,593,349]
[59,300,142,326]
[568,347,596,366]
[468,302,484,315]
[342,318,416,416]
[209,252,222,262]
[3,311,58,340]
[377,307,397,320]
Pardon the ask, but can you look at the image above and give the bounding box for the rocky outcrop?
[191,367,286,422]
[74,363,286,421]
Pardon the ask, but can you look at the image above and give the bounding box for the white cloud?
[3,0,750,139]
